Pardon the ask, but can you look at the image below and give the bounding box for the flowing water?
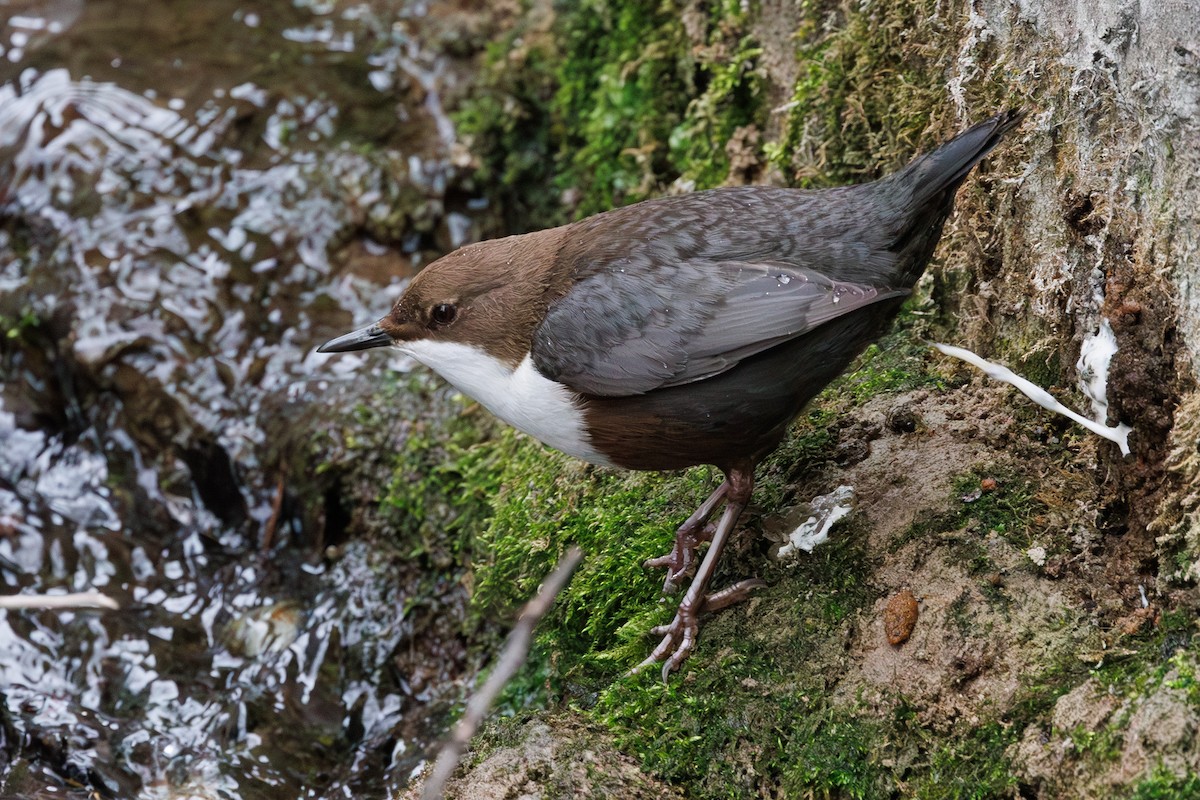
[0,1,494,796]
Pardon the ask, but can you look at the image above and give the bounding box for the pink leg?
[643,480,728,592]
[635,464,758,679]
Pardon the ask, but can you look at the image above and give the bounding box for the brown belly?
[581,302,901,472]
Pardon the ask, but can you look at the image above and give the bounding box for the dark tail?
[878,109,1024,283]
[896,108,1025,213]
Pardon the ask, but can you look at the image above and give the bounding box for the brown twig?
[261,467,287,552]
[420,546,584,800]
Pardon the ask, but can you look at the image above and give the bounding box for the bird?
[319,109,1024,677]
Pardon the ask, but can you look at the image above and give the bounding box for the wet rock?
[221,600,304,658]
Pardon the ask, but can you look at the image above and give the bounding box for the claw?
[634,599,700,678]
[662,627,696,679]
[634,579,765,678]
[634,464,758,677]
[644,482,729,592]
[643,520,717,591]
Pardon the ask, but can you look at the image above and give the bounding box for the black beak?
[317,322,393,353]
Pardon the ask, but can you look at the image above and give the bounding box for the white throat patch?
[400,339,613,467]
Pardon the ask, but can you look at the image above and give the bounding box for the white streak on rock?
[1077,317,1119,424]
[932,342,1132,456]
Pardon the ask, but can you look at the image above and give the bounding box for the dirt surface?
[399,718,684,800]
[409,350,1191,797]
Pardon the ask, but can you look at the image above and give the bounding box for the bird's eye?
[430,303,457,327]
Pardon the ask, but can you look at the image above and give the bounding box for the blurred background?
[0,1,504,796]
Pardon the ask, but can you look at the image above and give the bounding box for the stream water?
[0,1,494,796]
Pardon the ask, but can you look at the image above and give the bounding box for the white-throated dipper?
[320,110,1023,677]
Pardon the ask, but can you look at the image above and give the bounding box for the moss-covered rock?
[455,0,766,229]
[374,0,1200,797]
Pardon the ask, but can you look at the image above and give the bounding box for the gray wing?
[530,260,908,397]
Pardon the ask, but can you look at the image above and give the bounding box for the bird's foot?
[636,599,701,680]
[643,481,729,593]
[634,578,766,680]
[701,577,767,613]
[643,521,717,593]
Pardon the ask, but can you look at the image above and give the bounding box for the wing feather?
[531,261,907,396]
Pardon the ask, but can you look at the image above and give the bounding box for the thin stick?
[0,591,119,610]
[420,546,584,800]
[261,467,287,551]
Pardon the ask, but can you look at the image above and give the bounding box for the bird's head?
[317,231,565,366]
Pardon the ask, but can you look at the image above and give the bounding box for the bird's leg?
[636,464,756,679]
[643,480,728,592]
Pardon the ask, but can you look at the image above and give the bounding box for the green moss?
[1127,767,1200,800]
[779,709,886,799]
[590,627,1040,800]
[765,0,958,185]
[1065,722,1125,765]
[1088,611,1198,696]
[551,0,694,214]
[453,20,575,230]
[951,469,1040,541]
[667,11,764,191]
[472,429,717,677]
[751,406,841,509]
[558,528,881,795]
[893,465,1046,554]
[836,339,945,405]
[455,0,765,228]
[371,377,501,564]
[905,722,1018,800]
[1164,649,1200,708]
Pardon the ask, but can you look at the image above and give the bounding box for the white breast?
[400,339,614,467]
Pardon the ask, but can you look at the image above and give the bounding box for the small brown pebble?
[884,588,919,646]
[980,477,998,492]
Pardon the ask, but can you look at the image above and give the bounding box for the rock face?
[955,0,1200,581]
[428,1,1200,798]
